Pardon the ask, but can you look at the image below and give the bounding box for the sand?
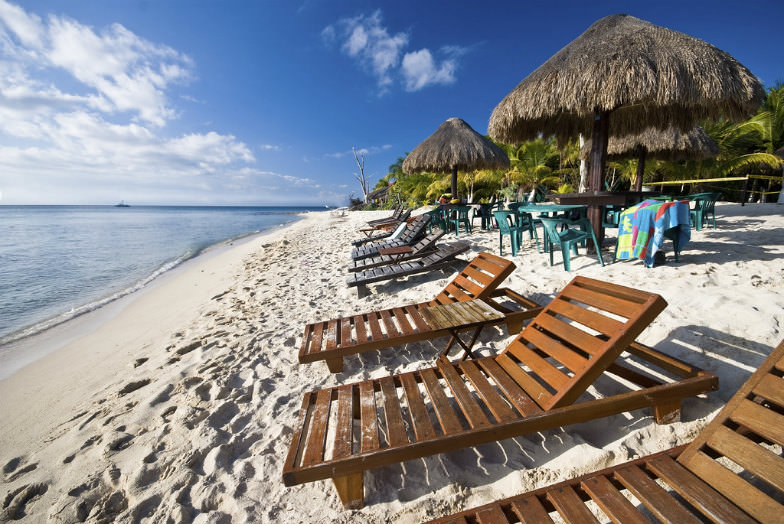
[0,203,782,523]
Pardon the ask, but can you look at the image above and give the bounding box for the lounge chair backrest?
[410,230,444,254]
[498,276,667,410]
[430,251,516,306]
[675,340,784,523]
[397,214,429,243]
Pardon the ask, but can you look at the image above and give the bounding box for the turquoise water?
[0,205,322,344]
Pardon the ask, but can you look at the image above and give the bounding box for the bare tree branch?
[353,147,371,203]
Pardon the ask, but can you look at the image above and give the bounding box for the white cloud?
[0,0,192,126]
[0,2,341,206]
[401,49,457,91]
[324,10,462,94]
[260,144,281,151]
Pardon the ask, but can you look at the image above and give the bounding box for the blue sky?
[0,0,781,206]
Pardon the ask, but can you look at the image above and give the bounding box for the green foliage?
[384,86,784,205]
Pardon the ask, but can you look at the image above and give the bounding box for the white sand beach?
[1,203,782,523]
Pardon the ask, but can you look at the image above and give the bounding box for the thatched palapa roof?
[489,14,764,145]
[402,118,509,174]
[580,126,719,161]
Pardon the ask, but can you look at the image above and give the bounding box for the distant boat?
[115,200,130,207]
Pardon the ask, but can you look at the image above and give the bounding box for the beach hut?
[581,126,720,191]
[489,14,763,236]
[403,118,509,201]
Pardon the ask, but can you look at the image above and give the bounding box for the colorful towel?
[616,200,691,267]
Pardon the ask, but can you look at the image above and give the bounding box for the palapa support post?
[586,110,610,252]
[333,472,364,509]
[634,147,646,192]
[450,165,458,201]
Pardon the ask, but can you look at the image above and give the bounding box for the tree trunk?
[450,166,458,200]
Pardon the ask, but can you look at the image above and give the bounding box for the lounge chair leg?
[326,357,343,373]
[653,400,681,424]
[333,472,364,509]
[506,318,523,334]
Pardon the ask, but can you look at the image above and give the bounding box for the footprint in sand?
[117,379,151,397]
[0,483,48,520]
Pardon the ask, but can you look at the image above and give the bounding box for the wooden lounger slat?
[419,368,464,434]
[392,307,416,336]
[706,425,784,492]
[646,454,756,524]
[546,298,625,338]
[340,318,352,348]
[559,284,640,318]
[310,322,324,356]
[354,314,368,345]
[399,372,436,441]
[510,496,555,524]
[284,393,314,472]
[545,485,601,524]
[494,352,554,408]
[302,389,333,467]
[520,327,590,375]
[458,360,518,423]
[533,313,605,357]
[333,385,354,460]
[326,319,339,351]
[436,359,491,429]
[580,475,652,524]
[359,381,379,453]
[476,358,543,417]
[505,341,571,392]
[732,398,784,447]
[476,505,511,524]
[680,450,783,523]
[752,373,784,409]
[405,305,431,332]
[300,323,314,357]
[615,464,702,524]
[379,376,409,448]
[367,312,384,342]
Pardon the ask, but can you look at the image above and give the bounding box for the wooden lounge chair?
[348,230,445,272]
[303,252,542,372]
[366,205,404,226]
[425,338,784,524]
[351,220,407,247]
[352,214,430,260]
[283,277,719,508]
[347,242,471,297]
[360,208,412,233]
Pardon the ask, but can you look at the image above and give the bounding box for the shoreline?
[0,204,782,523]
[0,216,303,380]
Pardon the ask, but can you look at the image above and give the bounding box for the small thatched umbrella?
[581,126,720,191]
[489,14,763,193]
[403,117,509,200]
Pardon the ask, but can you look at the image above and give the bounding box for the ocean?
[0,205,322,345]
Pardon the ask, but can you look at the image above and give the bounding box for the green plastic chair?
[689,192,719,231]
[539,217,604,271]
[425,208,447,233]
[493,210,523,256]
[447,205,472,236]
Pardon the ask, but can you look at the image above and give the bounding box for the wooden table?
[418,300,505,360]
[376,245,413,263]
